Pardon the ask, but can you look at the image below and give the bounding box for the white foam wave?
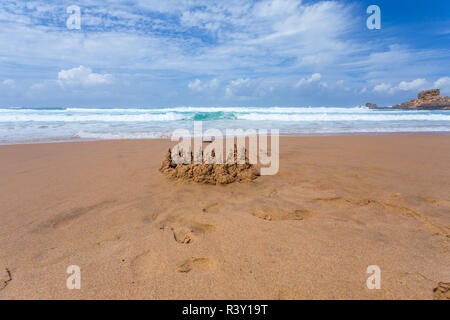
[0,106,449,144]
[0,108,449,122]
[236,113,450,121]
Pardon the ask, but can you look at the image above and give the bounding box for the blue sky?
[0,0,449,108]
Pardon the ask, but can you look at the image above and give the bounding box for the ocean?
[1,106,449,144]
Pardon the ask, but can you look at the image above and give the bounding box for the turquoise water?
[0,106,449,144]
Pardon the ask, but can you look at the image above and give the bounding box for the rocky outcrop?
[418,89,440,100]
[393,89,450,110]
[367,89,450,110]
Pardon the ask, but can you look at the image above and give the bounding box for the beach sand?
[0,135,449,299]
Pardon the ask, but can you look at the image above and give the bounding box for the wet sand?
[0,135,449,299]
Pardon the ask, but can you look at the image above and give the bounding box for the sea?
[0,106,449,144]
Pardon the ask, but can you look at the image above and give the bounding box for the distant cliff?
[367,89,450,110]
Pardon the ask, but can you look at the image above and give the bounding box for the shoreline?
[1,130,450,146]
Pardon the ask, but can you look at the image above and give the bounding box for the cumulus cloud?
[57,66,113,87]
[188,78,220,91]
[295,73,322,87]
[374,78,431,94]
[434,77,450,90]
[373,83,392,93]
[397,78,428,91]
[225,78,257,97]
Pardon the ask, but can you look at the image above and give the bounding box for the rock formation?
[393,89,450,110]
[366,89,450,110]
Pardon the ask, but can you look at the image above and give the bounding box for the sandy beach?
[0,135,449,299]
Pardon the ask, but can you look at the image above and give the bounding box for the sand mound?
[159,147,259,184]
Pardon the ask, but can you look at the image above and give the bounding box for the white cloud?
[226,78,250,96]
[187,79,202,90]
[373,83,392,93]
[188,78,220,92]
[2,79,15,86]
[397,78,428,91]
[225,77,257,97]
[295,73,322,87]
[57,66,113,87]
[374,78,431,94]
[434,77,450,89]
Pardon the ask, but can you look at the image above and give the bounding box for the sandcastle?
[159,145,259,184]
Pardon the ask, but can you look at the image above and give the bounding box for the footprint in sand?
[433,282,450,300]
[0,268,12,291]
[293,209,317,219]
[314,195,354,209]
[252,207,316,221]
[177,257,215,273]
[159,218,216,244]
